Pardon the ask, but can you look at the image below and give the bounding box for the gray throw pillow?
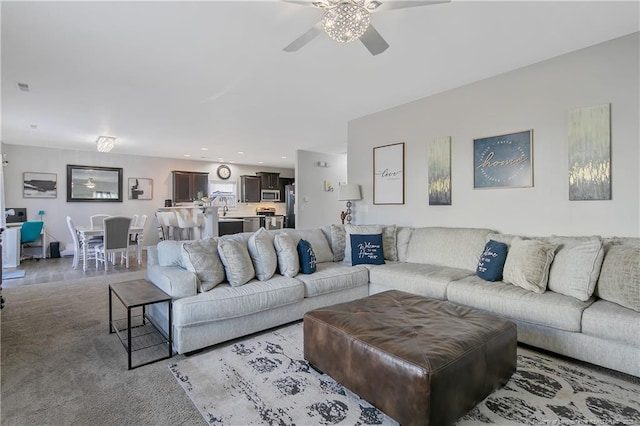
[181,237,225,292]
[503,237,558,293]
[274,232,299,278]
[330,224,347,262]
[247,228,277,281]
[217,239,255,287]
[596,245,640,312]
[546,236,604,301]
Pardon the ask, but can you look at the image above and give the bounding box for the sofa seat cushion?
[582,300,640,347]
[406,227,492,271]
[173,275,304,327]
[295,262,369,298]
[447,276,594,332]
[369,262,474,300]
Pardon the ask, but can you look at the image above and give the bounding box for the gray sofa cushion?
[274,232,299,278]
[369,262,474,300]
[406,227,492,271]
[157,240,186,267]
[218,238,255,287]
[279,229,333,263]
[503,237,558,293]
[247,228,277,281]
[173,276,304,327]
[546,236,604,301]
[147,265,198,299]
[182,237,225,292]
[596,245,640,312]
[295,262,369,298]
[447,275,593,332]
[582,300,640,346]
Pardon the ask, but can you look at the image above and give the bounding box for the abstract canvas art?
[568,104,611,201]
[428,137,451,205]
[23,172,57,198]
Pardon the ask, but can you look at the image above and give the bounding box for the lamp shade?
[338,184,362,201]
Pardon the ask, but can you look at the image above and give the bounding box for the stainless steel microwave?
[260,189,280,202]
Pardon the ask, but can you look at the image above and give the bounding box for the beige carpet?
[1,272,203,425]
[171,322,640,425]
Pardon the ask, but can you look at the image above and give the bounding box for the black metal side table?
[109,279,172,370]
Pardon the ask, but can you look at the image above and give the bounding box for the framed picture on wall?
[23,172,57,198]
[373,142,405,205]
[473,130,533,189]
[128,178,153,200]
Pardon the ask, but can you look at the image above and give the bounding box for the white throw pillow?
[274,233,299,278]
[217,239,255,287]
[181,237,225,292]
[247,228,277,281]
[503,237,558,293]
[546,236,604,301]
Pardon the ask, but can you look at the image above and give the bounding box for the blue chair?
[20,221,44,261]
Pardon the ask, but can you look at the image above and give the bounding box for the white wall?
[1,144,293,250]
[295,150,347,229]
[347,33,640,237]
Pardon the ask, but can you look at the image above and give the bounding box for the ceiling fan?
[282,0,449,56]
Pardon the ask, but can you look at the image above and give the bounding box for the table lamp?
[338,184,361,225]
[38,210,45,221]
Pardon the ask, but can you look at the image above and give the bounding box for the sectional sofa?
[146,225,639,377]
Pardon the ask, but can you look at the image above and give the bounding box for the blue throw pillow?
[297,239,317,274]
[350,234,385,265]
[477,240,509,282]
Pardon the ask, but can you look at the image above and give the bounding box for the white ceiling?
[2,1,638,168]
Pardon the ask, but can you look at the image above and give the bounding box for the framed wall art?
[128,177,153,200]
[23,172,57,198]
[67,165,123,202]
[428,137,451,205]
[473,130,533,189]
[568,103,611,201]
[373,142,404,205]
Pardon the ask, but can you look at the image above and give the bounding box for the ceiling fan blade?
[280,0,316,6]
[360,24,389,56]
[283,23,323,52]
[374,0,450,12]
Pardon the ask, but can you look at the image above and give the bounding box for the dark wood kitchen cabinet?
[240,175,261,202]
[256,172,280,190]
[172,171,209,203]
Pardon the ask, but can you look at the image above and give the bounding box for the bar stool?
[156,211,179,240]
[175,209,197,240]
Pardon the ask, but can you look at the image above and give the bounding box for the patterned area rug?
[170,322,640,425]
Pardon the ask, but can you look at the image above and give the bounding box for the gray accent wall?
[347,33,639,237]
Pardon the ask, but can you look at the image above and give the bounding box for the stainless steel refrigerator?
[284,184,295,228]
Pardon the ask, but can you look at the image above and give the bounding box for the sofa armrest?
[147,265,197,299]
[147,245,160,267]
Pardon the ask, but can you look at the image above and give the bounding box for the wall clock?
[217,165,231,180]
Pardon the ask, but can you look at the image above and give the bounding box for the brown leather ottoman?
[304,290,517,426]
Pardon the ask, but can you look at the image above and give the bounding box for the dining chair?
[90,214,111,229]
[66,216,99,269]
[122,214,148,265]
[96,216,132,270]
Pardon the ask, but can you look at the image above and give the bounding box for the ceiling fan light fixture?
[321,2,371,43]
[96,136,116,153]
[85,178,96,189]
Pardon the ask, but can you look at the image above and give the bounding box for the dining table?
[75,225,145,271]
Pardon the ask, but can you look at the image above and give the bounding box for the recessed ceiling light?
[258,161,264,164]
[281,156,287,159]
[184,154,191,157]
[237,151,244,155]
[201,147,208,151]
[229,161,235,164]
[217,157,224,161]
[17,82,29,92]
